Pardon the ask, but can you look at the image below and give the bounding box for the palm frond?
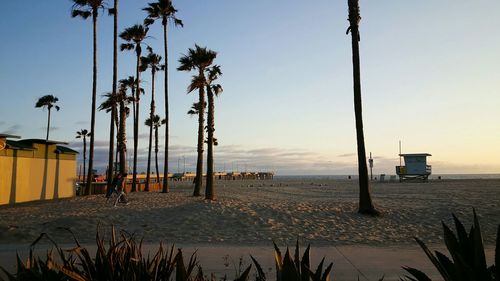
[71,9,92,19]
[120,43,134,51]
[187,75,206,93]
[35,95,59,109]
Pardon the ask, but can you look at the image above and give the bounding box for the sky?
[1,0,499,175]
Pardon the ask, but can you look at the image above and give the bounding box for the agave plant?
[402,210,499,281]
[251,241,333,281]
[0,232,77,281]
[0,226,254,281]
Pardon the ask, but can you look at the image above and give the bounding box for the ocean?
[275,174,500,180]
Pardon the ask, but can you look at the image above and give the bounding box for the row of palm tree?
[71,0,182,194]
[144,0,183,193]
[70,0,377,214]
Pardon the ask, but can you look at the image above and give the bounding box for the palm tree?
[119,76,142,132]
[71,0,107,195]
[75,129,91,182]
[99,92,119,129]
[205,65,223,200]
[106,0,119,191]
[101,89,118,183]
[118,82,135,174]
[178,45,217,196]
[140,47,164,191]
[145,115,165,186]
[35,95,60,140]
[99,88,132,175]
[144,0,183,194]
[120,24,149,192]
[346,0,378,215]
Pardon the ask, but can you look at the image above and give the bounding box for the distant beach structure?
[0,134,78,205]
[396,153,432,181]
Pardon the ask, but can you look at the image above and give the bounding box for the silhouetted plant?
[0,227,252,281]
[0,233,77,281]
[250,241,333,281]
[402,210,499,281]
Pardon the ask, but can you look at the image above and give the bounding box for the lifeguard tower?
[396,153,432,181]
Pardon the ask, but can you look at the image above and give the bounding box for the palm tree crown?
[177,45,217,72]
[143,0,183,27]
[35,95,60,111]
[140,47,164,73]
[71,0,107,19]
[76,129,90,139]
[145,115,162,128]
[120,24,149,50]
[98,92,119,113]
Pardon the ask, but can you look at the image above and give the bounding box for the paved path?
[0,243,479,281]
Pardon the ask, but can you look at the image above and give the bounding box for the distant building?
[0,134,78,205]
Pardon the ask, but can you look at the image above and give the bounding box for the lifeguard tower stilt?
[396,153,432,181]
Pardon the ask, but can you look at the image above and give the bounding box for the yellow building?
[0,134,78,206]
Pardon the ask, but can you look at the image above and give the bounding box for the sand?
[0,178,499,280]
[1,178,498,246]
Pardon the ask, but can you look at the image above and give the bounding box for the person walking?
[106,172,129,206]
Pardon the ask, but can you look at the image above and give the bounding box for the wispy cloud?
[71,142,406,176]
[337,153,355,158]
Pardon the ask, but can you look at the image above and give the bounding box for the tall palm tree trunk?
[347,0,377,215]
[155,126,160,184]
[205,87,215,200]
[131,85,136,164]
[132,46,142,192]
[118,100,127,174]
[194,71,206,197]
[46,109,51,140]
[86,11,98,196]
[107,0,118,189]
[83,137,87,183]
[145,70,156,192]
[162,22,170,193]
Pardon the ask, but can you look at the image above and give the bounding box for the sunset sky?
[1,0,499,175]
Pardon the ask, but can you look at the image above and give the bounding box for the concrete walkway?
[0,244,494,281]
[0,244,495,280]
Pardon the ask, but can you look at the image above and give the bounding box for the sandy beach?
[1,178,499,279]
[1,178,499,246]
